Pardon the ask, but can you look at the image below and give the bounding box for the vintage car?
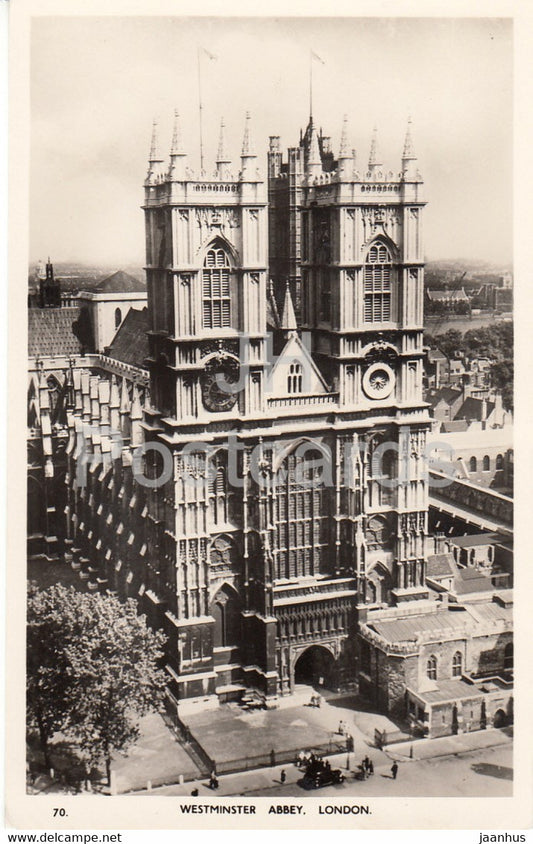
[301,761,345,790]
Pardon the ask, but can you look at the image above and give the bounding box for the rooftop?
[106,307,149,369]
[28,308,81,357]
[426,553,455,579]
[94,270,146,294]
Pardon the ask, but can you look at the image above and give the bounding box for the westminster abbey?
[29,109,435,705]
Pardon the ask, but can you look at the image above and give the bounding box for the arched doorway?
[294,645,336,690]
[493,708,508,728]
[209,584,241,649]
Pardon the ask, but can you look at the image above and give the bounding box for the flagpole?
[309,51,313,120]
[197,47,204,172]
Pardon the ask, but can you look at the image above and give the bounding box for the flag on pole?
[311,50,325,64]
[201,47,218,60]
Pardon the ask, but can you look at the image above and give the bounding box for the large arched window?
[427,655,438,681]
[114,307,122,328]
[452,651,463,677]
[483,455,490,471]
[273,446,330,580]
[202,247,232,329]
[496,453,504,470]
[469,456,477,472]
[364,241,393,323]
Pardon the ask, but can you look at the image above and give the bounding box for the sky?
[30,16,513,267]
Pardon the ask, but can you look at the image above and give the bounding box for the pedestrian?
[280,769,286,784]
[270,748,276,767]
[191,787,199,796]
[363,755,370,772]
[338,720,344,735]
[368,760,374,776]
[391,761,398,780]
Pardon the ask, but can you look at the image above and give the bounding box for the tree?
[490,359,514,412]
[27,583,75,768]
[27,583,167,781]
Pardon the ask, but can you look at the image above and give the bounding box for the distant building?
[77,270,147,352]
[424,348,449,390]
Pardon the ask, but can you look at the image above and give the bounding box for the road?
[245,745,513,798]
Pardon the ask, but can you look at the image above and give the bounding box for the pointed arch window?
[452,651,463,677]
[202,247,232,329]
[427,655,437,681]
[364,241,394,323]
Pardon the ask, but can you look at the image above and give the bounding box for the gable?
[265,335,329,398]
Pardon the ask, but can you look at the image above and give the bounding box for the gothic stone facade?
[133,112,432,703]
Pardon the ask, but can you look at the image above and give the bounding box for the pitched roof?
[427,386,462,408]
[95,270,146,294]
[427,288,469,301]
[455,396,495,422]
[453,567,495,594]
[427,349,448,362]
[441,419,469,433]
[426,553,455,579]
[106,307,149,369]
[28,307,82,357]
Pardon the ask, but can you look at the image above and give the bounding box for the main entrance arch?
[293,644,336,690]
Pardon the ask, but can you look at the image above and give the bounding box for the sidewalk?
[385,726,513,762]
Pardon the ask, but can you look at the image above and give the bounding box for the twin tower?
[141,110,431,702]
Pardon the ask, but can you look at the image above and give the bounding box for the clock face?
[362,362,395,401]
[201,355,240,412]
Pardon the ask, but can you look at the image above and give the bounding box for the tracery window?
[364,241,394,323]
[273,448,330,580]
[202,247,232,329]
[452,651,462,677]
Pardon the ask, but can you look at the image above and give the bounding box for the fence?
[214,739,349,776]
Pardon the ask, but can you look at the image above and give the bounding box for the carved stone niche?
[209,535,239,577]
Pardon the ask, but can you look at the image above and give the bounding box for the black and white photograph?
[6,2,532,834]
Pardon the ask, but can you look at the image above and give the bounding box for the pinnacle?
[216,117,231,164]
[402,116,417,160]
[280,280,298,332]
[241,111,256,158]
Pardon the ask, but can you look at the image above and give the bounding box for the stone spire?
[146,118,165,185]
[280,280,298,334]
[368,125,382,173]
[339,114,350,158]
[401,116,419,179]
[306,121,322,181]
[168,109,187,180]
[337,114,352,179]
[240,111,257,179]
[216,117,231,177]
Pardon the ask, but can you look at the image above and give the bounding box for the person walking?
[280,769,286,784]
[391,761,398,780]
[368,759,374,776]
